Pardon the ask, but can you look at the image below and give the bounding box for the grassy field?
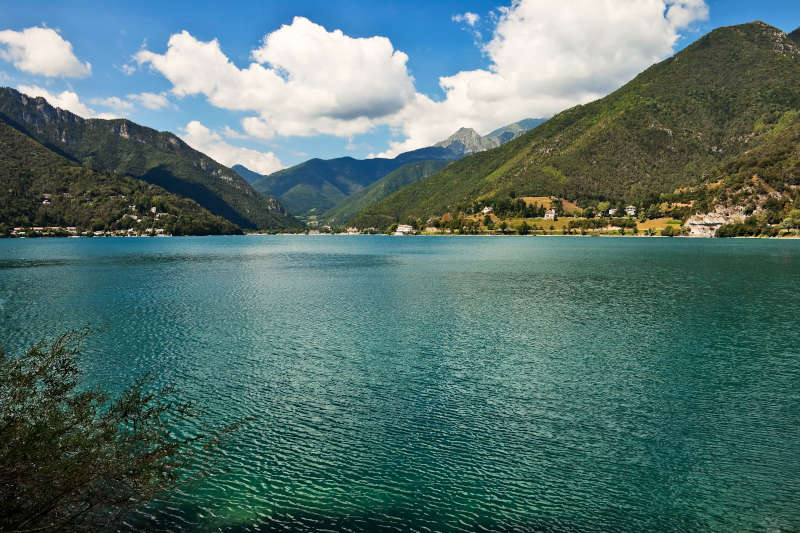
[519,196,580,213]
[461,214,684,235]
[636,217,681,231]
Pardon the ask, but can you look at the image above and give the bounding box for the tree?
[0,329,238,532]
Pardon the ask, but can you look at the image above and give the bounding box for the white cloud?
[666,0,709,28]
[376,0,710,156]
[18,84,98,117]
[0,27,91,78]
[90,96,133,112]
[180,121,283,174]
[127,91,170,110]
[18,85,129,119]
[95,112,123,120]
[452,12,481,27]
[120,63,136,75]
[133,2,708,158]
[135,17,415,139]
[222,125,249,140]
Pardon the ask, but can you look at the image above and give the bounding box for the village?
[360,196,695,237]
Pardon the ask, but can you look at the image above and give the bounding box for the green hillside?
[252,156,406,216]
[250,119,543,218]
[0,121,239,235]
[0,87,301,231]
[322,159,450,225]
[231,164,263,184]
[355,22,800,227]
[668,111,800,236]
[250,146,459,217]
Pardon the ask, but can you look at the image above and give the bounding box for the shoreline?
[3,232,799,240]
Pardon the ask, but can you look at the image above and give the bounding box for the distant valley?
[239,119,545,220]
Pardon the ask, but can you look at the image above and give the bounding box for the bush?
[0,329,238,531]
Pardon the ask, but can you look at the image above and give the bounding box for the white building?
[625,205,637,216]
[481,206,494,215]
[608,208,617,216]
[544,209,556,220]
[394,224,414,235]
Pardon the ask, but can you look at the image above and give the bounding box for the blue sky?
[1,0,798,173]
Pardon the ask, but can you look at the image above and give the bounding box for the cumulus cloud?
[0,27,91,77]
[95,112,123,120]
[376,0,710,156]
[180,121,283,174]
[222,125,249,140]
[135,17,415,139]
[134,2,708,157]
[17,85,101,118]
[127,91,170,110]
[666,0,709,28]
[90,96,133,112]
[452,12,480,26]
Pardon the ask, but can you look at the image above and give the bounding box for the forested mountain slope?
[354,22,800,227]
[0,121,239,235]
[322,160,450,225]
[0,87,300,231]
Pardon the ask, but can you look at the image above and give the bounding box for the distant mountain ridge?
[0,87,301,231]
[322,159,451,225]
[352,21,800,228]
[243,118,544,217]
[434,119,545,156]
[231,164,264,184]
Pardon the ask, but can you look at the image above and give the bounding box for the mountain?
[679,111,800,236]
[0,121,239,235]
[249,156,430,217]
[0,87,301,231]
[322,159,451,225]
[249,118,543,217]
[353,22,800,228]
[790,27,800,46]
[484,118,547,145]
[434,127,496,154]
[231,164,264,184]
[434,119,546,155]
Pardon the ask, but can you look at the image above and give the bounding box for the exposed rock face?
[434,127,497,155]
[432,119,545,157]
[685,206,746,237]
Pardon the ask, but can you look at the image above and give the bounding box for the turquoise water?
[1,236,799,532]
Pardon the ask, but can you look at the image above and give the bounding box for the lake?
[1,235,798,532]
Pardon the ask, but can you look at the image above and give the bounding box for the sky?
[0,0,798,174]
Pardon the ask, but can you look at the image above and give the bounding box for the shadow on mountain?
[141,165,254,229]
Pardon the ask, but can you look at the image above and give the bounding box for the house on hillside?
[394,224,414,235]
[544,209,556,220]
[481,206,494,215]
[608,208,617,216]
[625,205,637,216]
